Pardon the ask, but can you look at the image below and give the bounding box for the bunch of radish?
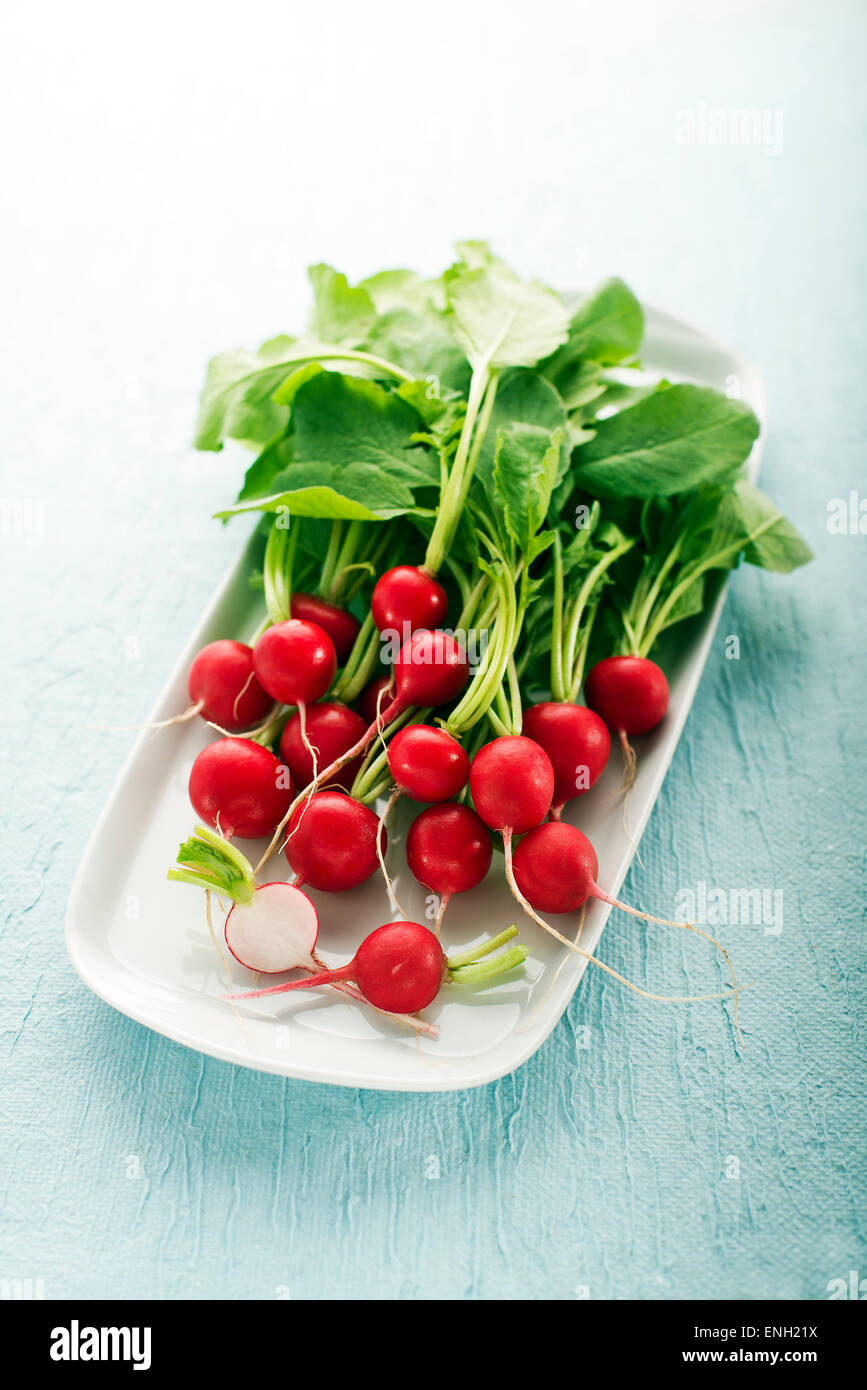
[150,243,811,1046]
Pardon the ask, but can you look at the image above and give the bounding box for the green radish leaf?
[652,572,706,632]
[194,337,383,453]
[290,371,437,489]
[730,478,813,572]
[537,280,644,413]
[306,263,377,344]
[358,268,445,314]
[362,308,471,393]
[573,385,760,497]
[237,434,294,502]
[270,361,324,407]
[492,424,564,551]
[564,277,644,365]
[453,239,498,270]
[217,480,405,523]
[397,379,466,434]
[540,356,604,413]
[194,347,296,452]
[475,369,570,501]
[559,501,602,573]
[445,256,569,373]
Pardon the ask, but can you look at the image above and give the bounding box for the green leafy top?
[191,240,810,735]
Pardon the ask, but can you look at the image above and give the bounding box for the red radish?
[255,629,470,872]
[290,593,360,663]
[169,827,438,1036]
[469,736,554,834]
[406,803,492,933]
[357,674,393,724]
[187,640,274,731]
[507,820,741,1029]
[468,736,558,952]
[104,640,274,735]
[390,628,470,710]
[585,656,669,788]
[280,702,367,791]
[253,618,338,790]
[253,619,337,706]
[229,920,528,1014]
[522,702,610,818]
[371,565,448,636]
[285,791,383,892]
[188,738,293,840]
[511,821,601,915]
[387,725,470,802]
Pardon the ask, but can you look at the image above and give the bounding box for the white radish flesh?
[224,882,319,974]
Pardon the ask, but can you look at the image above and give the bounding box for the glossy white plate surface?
[65,296,765,1091]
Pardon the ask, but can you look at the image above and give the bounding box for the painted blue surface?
[1,2,864,1300]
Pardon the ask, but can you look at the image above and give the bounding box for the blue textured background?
[1,1,864,1300]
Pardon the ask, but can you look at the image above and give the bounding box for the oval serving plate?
[65,296,764,1091]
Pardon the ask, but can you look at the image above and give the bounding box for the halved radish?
[168,824,318,973]
[224,882,319,974]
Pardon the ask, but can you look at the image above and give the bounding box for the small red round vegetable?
[387,725,470,802]
[285,791,383,892]
[188,738,293,840]
[187,640,274,731]
[253,619,337,706]
[406,803,493,932]
[371,565,448,635]
[280,702,367,791]
[584,655,669,789]
[469,736,555,834]
[522,701,610,817]
[511,821,600,914]
[357,674,394,725]
[584,656,669,736]
[505,820,740,1028]
[391,628,469,710]
[290,593,360,663]
[229,919,528,1016]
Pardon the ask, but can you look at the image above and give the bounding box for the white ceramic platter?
[65,296,765,1091]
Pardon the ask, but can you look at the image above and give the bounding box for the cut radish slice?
[224,882,319,975]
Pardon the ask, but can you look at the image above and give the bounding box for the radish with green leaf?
[171,243,813,1045]
[229,920,528,1015]
[522,701,610,818]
